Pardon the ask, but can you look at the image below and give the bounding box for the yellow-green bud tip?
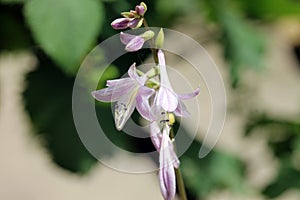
[155,28,164,49]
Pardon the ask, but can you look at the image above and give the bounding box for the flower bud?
[141,30,155,41]
[140,2,147,15]
[135,5,145,16]
[128,18,143,29]
[155,28,164,49]
[111,18,131,30]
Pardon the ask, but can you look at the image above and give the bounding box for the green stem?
[170,128,188,200]
[142,18,159,64]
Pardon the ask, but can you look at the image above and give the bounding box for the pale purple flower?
[159,125,180,200]
[156,50,200,116]
[120,32,145,52]
[92,63,154,130]
[120,31,154,52]
[148,105,179,200]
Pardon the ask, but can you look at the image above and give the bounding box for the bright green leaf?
[24,0,104,74]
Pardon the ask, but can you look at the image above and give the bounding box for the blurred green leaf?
[155,0,198,20]
[237,0,300,19]
[24,0,104,75]
[245,114,300,197]
[263,159,300,198]
[181,139,247,198]
[204,0,265,87]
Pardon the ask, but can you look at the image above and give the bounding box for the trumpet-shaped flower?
[148,106,179,200]
[156,50,200,116]
[159,125,180,200]
[92,63,154,130]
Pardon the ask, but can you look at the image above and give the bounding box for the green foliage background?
[1,0,300,199]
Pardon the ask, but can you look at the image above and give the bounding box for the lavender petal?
[120,32,136,45]
[173,100,190,117]
[125,36,144,52]
[136,86,155,121]
[114,89,137,130]
[156,86,178,112]
[150,121,162,151]
[177,87,200,100]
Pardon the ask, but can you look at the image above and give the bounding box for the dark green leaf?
[0,4,31,51]
[23,53,97,173]
[181,137,247,198]
[263,159,300,198]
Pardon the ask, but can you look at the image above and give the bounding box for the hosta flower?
[120,30,154,52]
[159,124,180,200]
[92,63,154,130]
[148,106,179,200]
[156,50,200,116]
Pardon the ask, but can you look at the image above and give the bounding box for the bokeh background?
[1,0,300,199]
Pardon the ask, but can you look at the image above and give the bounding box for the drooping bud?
[111,18,131,30]
[156,28,164,49]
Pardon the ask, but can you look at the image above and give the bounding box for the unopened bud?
[141,30,155,41]
[140,2,147,15]
[155,28,164,49]
[111,18,131,30]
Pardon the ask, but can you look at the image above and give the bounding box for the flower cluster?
[92,3,199,200]
[111,2,147,30]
